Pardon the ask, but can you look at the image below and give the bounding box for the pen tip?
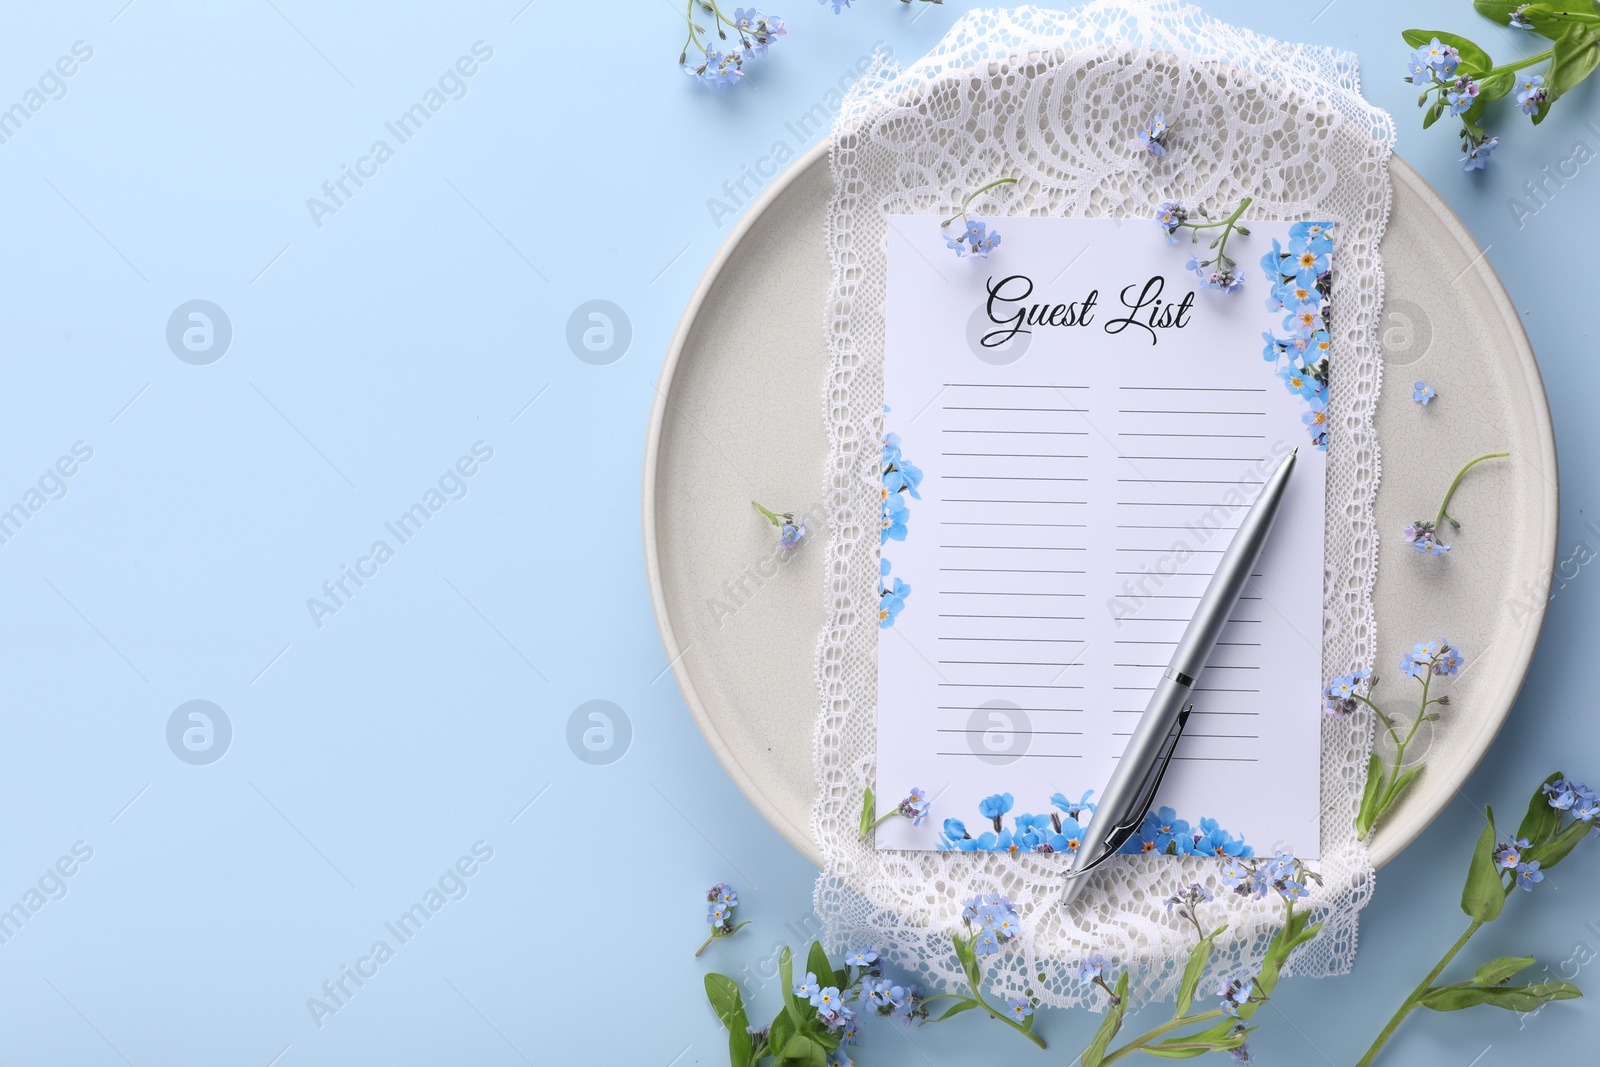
[1290,446,1298,458]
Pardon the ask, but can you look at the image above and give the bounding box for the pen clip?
[1068,704,1193,878]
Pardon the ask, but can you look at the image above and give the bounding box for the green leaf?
[1477,70,1517,100]
[770,1008,796,1056]
[1400,30,1493,74]
[1422,100,1447,129]
[933,998,981,1022]
[1462,806,1507,923]
[1143,1025,1251,1061]
[1242,909,1318,1018]
[1552,23,1600,97]
[1080,972,1130,1067]
[1175,926,1226,1019]
[1475,956,1536,986]
[1388,767,1423,810]
[1140,1045,1211,1059]
[810,1026,840,1053]
[859,788,874,840]
[1419,980,1582,1012]
[1517,773,1565,847]
[777,1034,827,1066]
[706,974,754,1067]
[1527,817,1592,870]
[1356,754,1384,838]
[706,973,749,1030]
[952,933,974,971]
[807,941,838,993]
[778,947,806,1031]
[1136,1019,1253,1059]
[952,933,983,991]
[1474,0,1589,39]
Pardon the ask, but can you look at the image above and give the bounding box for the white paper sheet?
[874,216,1327,860]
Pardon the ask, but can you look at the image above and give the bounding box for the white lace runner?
[812,1,1393,1008]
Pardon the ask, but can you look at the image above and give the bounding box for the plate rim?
[642,138,1560,871]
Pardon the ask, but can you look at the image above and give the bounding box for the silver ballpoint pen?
[1061,447,1299,907]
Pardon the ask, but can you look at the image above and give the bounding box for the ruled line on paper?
[1118,409,1267,417]
[937,728,1084,736]
[1117,478,1264,485]
[943,475,1089,482]
[940,570,1085,576]
[1118,455,1265,461]
[942,521,1088,528]
[937,682,1086,689]
[944,405,1088,412]
[936,752,1085,759]
[940,613,1086,620]
[1114,639,1261,646]
[937,591,1088,597]
[945,382,1091,389]
[1118,432,1266,439]
[1119,385,1268,392]
[1112,708,1260,716]
[1114,617,1262,623]
[941,548,1086,553]
[937,705,1086,712]
[939,660,1088,667]
[941,637,1087,643]
[942,428,1091,436]
[1113,731,1257,740]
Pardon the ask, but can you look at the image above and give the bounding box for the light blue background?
[0,1,1594,1064]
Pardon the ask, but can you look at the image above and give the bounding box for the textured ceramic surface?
[643,144,1557,872]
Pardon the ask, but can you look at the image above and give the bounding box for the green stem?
[694,921,749,958]
[1179,196,1253,273]
[965,987,1047,1049]
[1184,196,1253,231]
[751,500,782,525]
[682,0,736,57]
[1354,920,1483,1067]
[1434,453,1509,529]
[1371,672,1431,822]
[1481,48,1555,81]
[683,0,703,50]
[947,935,1047,1049]
[940,178,1019,227]
[916,993,967,1006]
[1101,1008,1228,1064]
[859,810,900,841]
[1355,693,1401,748]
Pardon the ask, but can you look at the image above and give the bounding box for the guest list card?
[874,216,1328,859]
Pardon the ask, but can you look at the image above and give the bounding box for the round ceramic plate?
[643,142,1557,870]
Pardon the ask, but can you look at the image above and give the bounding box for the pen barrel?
[1071,674,1192,867]
[1063,449,1297,904]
